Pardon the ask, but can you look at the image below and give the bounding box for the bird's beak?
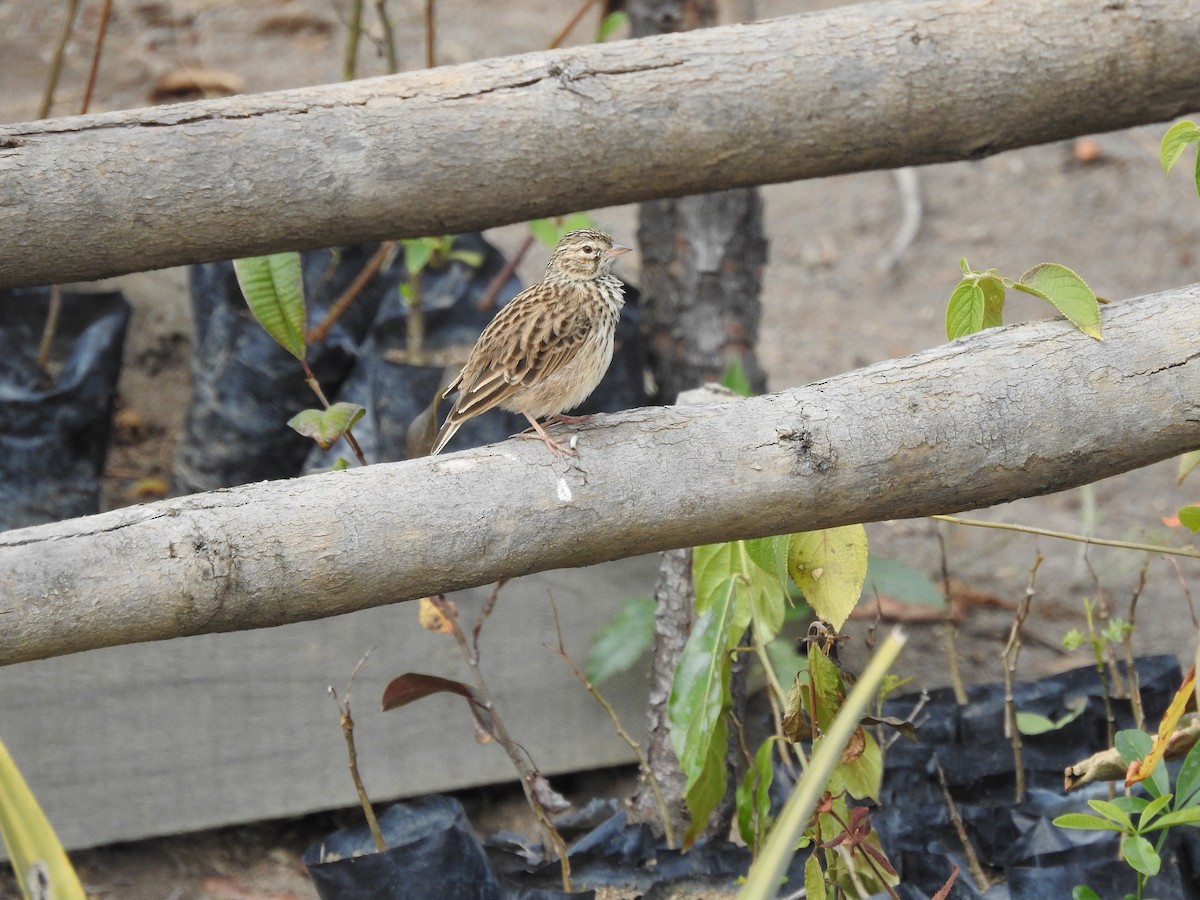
[606,243,633,260]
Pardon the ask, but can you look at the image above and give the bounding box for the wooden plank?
[0,557,657,851]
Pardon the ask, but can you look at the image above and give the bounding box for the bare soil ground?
[2,1,1199,897]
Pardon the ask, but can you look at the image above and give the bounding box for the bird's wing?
[449,284,591,418]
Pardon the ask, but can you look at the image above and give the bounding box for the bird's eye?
[581,245,595,255]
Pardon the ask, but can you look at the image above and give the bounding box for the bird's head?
[547,229,631,281]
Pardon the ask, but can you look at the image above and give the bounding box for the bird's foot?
[513,414,580,457]
[543,413,594,426]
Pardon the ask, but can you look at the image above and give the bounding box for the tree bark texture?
[0,284,1197,666]
[630,547,694,837]
[1,0,1199,289]
[638,190,769,402]
[626,0,763,842]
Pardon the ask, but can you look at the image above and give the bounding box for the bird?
[430,229,632,457]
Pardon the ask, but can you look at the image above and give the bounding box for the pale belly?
[500,329,616,419]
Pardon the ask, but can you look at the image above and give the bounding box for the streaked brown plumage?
[431,229,631,456]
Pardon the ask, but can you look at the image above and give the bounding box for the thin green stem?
[931,515,1200,560]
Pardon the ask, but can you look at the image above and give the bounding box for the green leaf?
[787,525,869,631]
[528,219,560,246]
[1179,505,1200,534]
[669,580,737,847]
[1062,628,1084,651]
[1120,833,1161,877]
[1071,887,1102,900]
[980,274,1006,329]
[0,737,88,899]
[597,10,628,41]
[403,238,437,276]
[287,403,365,451]
[1160,120,1200,175]
[694,539,785,645]
[234,253,307,360]
[1138,791,1174,825]
[447,248,485,269]
[736,737,776,848]
[836,727,883,801]
[863,555,944,609]
[959,256,973,275]
[331,457,351,471]
[585,595,656,685]
[1175,736,1200,807]
[1015,712,1056,735]
[1052,812,1127,832]
[1143,805,1200,830]
[719,357,753,397]
[1015,263,1102,340]
[946,280,985,339]
[805,853,828,900]
[1087,799,1133,830]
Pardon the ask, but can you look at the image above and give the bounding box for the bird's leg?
[543,413,594,426]
[511,412,580,457]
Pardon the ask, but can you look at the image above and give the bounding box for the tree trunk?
[2,0,1199,289]
[0,243,1195,681]
[625,0,767,845]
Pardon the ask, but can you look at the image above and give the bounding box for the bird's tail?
[430,414,461,456]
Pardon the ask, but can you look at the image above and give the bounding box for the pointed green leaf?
[719,357,753,397]
[585,595,656,685]
[1116,729,1153,764]
[788,525,869,630]
[1143,805,1200,830]
[0,737,87,899]
[805,853,828,900]
[737,737,777,848]
[447,249,485,269]
[672,580,734,792]
[1160,120,1200,175]
[1120,833,1160,877]
[1088,798,1133,830]
[1017,263,1102,340]
[694,539,784,645]
[234,253,306,359]
[403,238,436,275]
[287,402,365,450]
[1071,887,1102,900]
[669,579,736,845]
[1138,791,1174,825]
[597,10,628,41]
[1015,712,1056,735]
[1052,813,1126,832]
[980,274,1006,329]
[946,280,985,339]
[958,256,972,275]
[1179,505,1200,534]
[1174,736,1200,807]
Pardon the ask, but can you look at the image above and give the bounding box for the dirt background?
[2,0,1199,897]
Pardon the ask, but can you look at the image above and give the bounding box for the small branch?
[343,0,364,81]
[933,757,990,891]
[549,0,601,49]
[306,241,395,345]
[424,0,436,68]
[932,515,1200,561]
[374,0,399,74]
[79,0,113,115]
[430,593,572,890]
[935,529,968,705]
[39,0,80,118]
[329,650,385,853]
[1002,551,1041,802]
[876,167,922,273]
[478,234,534,312]
[472,578,508,663]
[1123,560,1150,731]
[35,285,62,374]
[546,592,677,849]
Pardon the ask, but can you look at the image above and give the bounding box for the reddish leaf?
[931,864,960,900]
[381,673,482,712]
